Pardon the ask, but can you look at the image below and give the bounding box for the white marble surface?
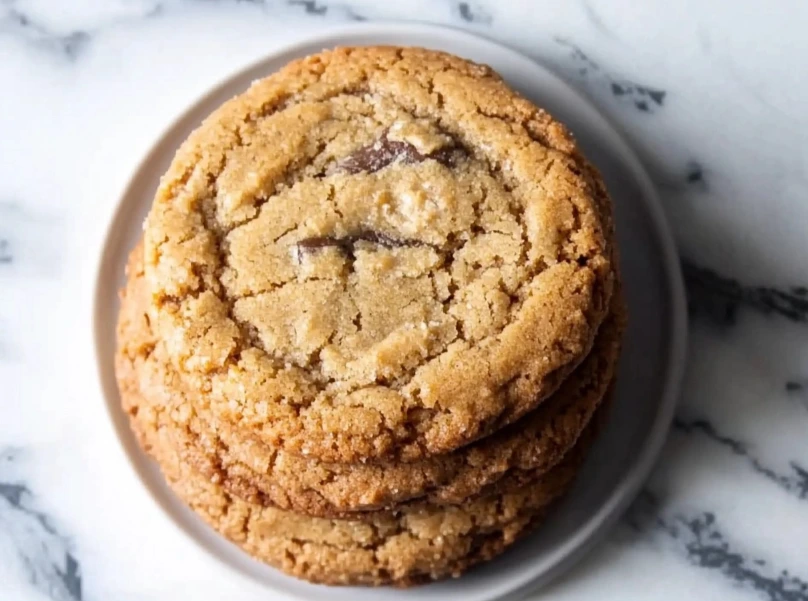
[2,1,808,600]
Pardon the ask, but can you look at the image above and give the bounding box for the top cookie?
[144,46,614,463]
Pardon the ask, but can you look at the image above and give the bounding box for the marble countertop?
[2,1,808,600]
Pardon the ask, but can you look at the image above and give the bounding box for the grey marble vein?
[609,81,666,112]
[554,38,667,113]
[455,2,492,25]
[673,418,808,500]
[0,6,89,59]
[785,381,806,393]
[195,0,367,21]
[0,449,82,601]
[0,0,161,59]
[683,261,808,327]
[785,380,808,413]
[651,159,711,194]
[285,0,367,21]
[684,160,708,189]
[288,0,330,16]
[579,0,615,39]
[0,201,63,275]
[0,239,11,264]
[625,490,808,601]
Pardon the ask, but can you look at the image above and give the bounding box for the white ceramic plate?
[93,22,687,601]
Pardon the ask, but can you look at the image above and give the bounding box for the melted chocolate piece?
[296,230,426,262]
[340,135,458,174]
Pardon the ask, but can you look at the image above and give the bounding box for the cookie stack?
[114,47,624,586]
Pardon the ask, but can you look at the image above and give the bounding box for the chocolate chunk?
[296,237,346,252]
[296,230,426,262]
[340,135,458,174]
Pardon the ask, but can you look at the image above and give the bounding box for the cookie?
[124,375,602,587]
[143,46,614,463]
[117,242,622,516]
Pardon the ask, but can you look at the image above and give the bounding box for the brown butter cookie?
[143,46,614,463]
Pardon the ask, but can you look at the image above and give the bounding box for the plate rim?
[91,20,688,601]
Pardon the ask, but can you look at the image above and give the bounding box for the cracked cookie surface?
[143,46,614,463]
[117,242,622,516]
[121,363,601,586]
